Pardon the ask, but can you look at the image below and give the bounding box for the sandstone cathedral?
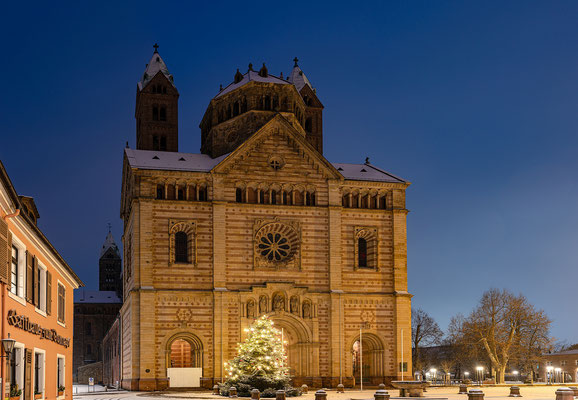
[119,45,412,390]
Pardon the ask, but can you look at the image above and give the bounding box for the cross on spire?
[293,57,299,67]
[153,43,159,53]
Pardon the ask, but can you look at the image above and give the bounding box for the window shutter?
[46,271,52,315]
[26,251,34,303]
[33,260,40,308]
[24,348,32,399]
[0,217,8,283]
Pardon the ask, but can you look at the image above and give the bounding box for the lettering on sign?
[7,310,71,348]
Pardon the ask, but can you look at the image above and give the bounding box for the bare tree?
[512,308,552,383]
[453,289,551,384]
[412,308,443,374]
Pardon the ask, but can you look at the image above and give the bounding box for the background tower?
[99,227,122,298]
[135,44,179,152]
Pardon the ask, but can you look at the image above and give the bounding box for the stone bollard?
[459,385,468,394]
[301,384,309,394]
[509,386,522,397]
[229,387,238,398]
[251,389,261,400]
[555,388,575,400]
[315,389,327,400]
[337,384,345,393]
[374,389,390,400]
[276,390,286,400]
[213,385,220,395]
[468,389,485,400]
[568,387,578,397]
[379,384,386,390]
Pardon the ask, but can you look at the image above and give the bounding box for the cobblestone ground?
[73,385,576,400]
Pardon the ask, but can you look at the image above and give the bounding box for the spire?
[100,230,120,258]
[234,68,243,83]
[258,63,268,77]
[288,57,313,91]
[138,45,175,90]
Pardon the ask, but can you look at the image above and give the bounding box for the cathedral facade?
[119,47,412,391]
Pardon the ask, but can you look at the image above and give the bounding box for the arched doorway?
[166,334,203,388]
[351,333,384,385]
[269,315,314,379]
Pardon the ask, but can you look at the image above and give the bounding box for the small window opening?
[174,232,188,263]
[156,185,165,199]
[160,107,167,121]
[271,190,277,205]
[358,238,368,268]
[236,188,243,203]
[160,136,167,151]
[152,106,159,121]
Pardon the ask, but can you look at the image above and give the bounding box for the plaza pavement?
[73,384,577,400]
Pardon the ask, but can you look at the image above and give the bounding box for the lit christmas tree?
[220,316,300,397]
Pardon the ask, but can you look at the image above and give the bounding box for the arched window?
[271,190,277,205]
[233,101,240,116]
[264,96,271,110]
[282,191,288,205]
[153,135,160,150]
[358,238,368,268]
[178,188,185,200]
[305,192,311,206]
[305,118,313,133]
[236,188,243,203]
[160,107,167,121]
[198,187,207,201]
[160,136,167,151]
[259,190,265,204]
[152,106,159,121]
[156,185,165,199]
[174,232,188,263]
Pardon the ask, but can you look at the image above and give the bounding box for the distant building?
[538,349,578,383]
[102,315,121,388]
[72,232,122,383]
[0,159,84,400]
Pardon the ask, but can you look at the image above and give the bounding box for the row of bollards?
[218,386,391,400]
[458,385,578,400]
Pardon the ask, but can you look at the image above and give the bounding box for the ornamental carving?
[253,217,301,270]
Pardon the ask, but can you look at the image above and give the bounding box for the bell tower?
[135,44,179,152]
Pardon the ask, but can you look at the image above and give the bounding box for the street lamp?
[1,337,15,356]
[464,371,470,381]
[476,366,484,386]
[546,366,554,385]
[430,368,437,385]
[513,370,519,382]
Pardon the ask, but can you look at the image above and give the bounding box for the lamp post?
[430,368,437,385]
[1,335,16,396]
[513,370,519,382]
[476,366,484,386]
[546,366,553,385]
[464,371,470,382]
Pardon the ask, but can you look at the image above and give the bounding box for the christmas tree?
[220,316,300,397]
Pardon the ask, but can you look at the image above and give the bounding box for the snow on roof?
[288,64,313,92]
[125,148,228,172]
[74,290,121,304]
[100,231,120,258]
[216,70,289,98]
[138,50,175,91]
[332,163,406,183]
[547,349,578,356]
[126,149,406,183]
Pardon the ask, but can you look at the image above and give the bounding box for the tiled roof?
[126,149,406,183]
[215,70,289,98]
[74,290,121,304]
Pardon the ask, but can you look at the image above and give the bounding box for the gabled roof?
[125,148,228,171]
[100,231,120,258]
[216,70,289,98]
[332,163,406,183]
[138,50,175,91]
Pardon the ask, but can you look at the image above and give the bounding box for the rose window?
[254,222,299,265]
[258,232,291,261]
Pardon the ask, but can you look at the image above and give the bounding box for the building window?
[174,232,188,263]
[35,263,47,312]
[153,135,159,150]
[358,238,367,267]
[156,184,165,199]
[354,227,378,270]
[57,283,66,323]
[86,344,92,355]
[11,246,18,295]
[305,117,313,133]
[236,188,244,203]
[271,190,277,205]
[86,322,92,335]
[159,107,167,121]
[198,187,207,201]
[57,356,65,394]
[178,188,185,200]
[34,352,44,397]
[152,106,159,121]
[160,136,167,151]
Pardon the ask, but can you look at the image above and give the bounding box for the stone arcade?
[119,47,412,390]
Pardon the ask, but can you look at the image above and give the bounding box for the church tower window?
[358,238,367,268]
[156,185,165,199]
[236,188,244,203]
[174,232,188,263]
[305,117,313,133]
[160,136,167,151]
[152,106,159,121]
[160,106,167,121]
[271,190,277,205]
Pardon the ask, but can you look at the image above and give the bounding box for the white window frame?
[9,235,26,304]
[56,354,65,399]
[35,261,47,315]
[33,348,46,399]
[10,342,25,397]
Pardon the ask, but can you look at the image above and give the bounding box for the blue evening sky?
[1,1,577,343]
